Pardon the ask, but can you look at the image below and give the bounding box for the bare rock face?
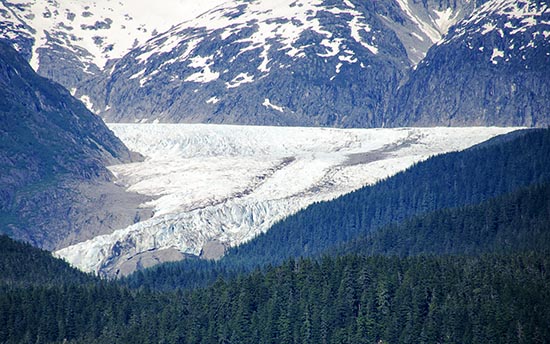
[388,0,550,127]
[200,240,227,261]
[106,248,188,278]
[7,178,154,251]
[0,41,146,250]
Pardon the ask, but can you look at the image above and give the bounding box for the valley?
[1,0,549,342]
[55,124,516,276]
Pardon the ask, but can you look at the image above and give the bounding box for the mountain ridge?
[78,0,478,127]
[2,0,548,127]
[0,40,151,250]
[1,0,486,127]
[387,0,550,126]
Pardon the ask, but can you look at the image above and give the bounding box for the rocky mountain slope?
[1,0,480,127]
[388,0,550,126]
[78,0,478,127]
[0,41,149,250]
[2,0,548,127]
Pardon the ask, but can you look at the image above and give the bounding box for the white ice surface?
[55,124,517,273]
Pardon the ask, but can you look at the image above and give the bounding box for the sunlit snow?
[55,124,517,274]
[395,0,442,43]
[0,0,228,70]
[491,47,505,63]
[262,99,284,112]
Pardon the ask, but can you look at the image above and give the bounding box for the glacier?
[55,124,517,276]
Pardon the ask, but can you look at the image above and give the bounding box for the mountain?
[0,40,149,250]
[0,0,227,95]
[72,0,479,126]
[388,0,550,126]
[2,0,548,127]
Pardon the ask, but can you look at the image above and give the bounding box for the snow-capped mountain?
[72,0,477,127]
[0,0,226,95]
[55,124,516,276]
[2,0,548,127]
[389,0,550,126]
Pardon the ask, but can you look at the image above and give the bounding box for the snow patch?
[79,95,96,112]
[185,67,219,83]
[395,0,441,43]
[318,38,343,57]
[481,22,497,34]
[490,47,504,64]
[185,55,219,83]
[258,45,271,72]
[226,72,255,88]
[263,99,284,112]
[207,96,220,104]
[432,7,458,34]
[339,55,357,63]
[343,0,355,8]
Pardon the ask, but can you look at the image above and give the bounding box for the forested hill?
[124,128,550,290]
[0,235,93,287]
[2,253,549,343]
[340,182,550,257]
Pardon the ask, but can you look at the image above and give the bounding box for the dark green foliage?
[2,254,549,343]
[124,258,245,291]
[341,182,550,256]
[2,128,550,343]
[0,235,93,286]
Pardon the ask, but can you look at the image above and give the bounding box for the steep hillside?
[0,0,226,94]
[341,182,550,256]
[0,235,92,286]
[389,0,550,126]
[0,41,149,250]
[224,128,550,266]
